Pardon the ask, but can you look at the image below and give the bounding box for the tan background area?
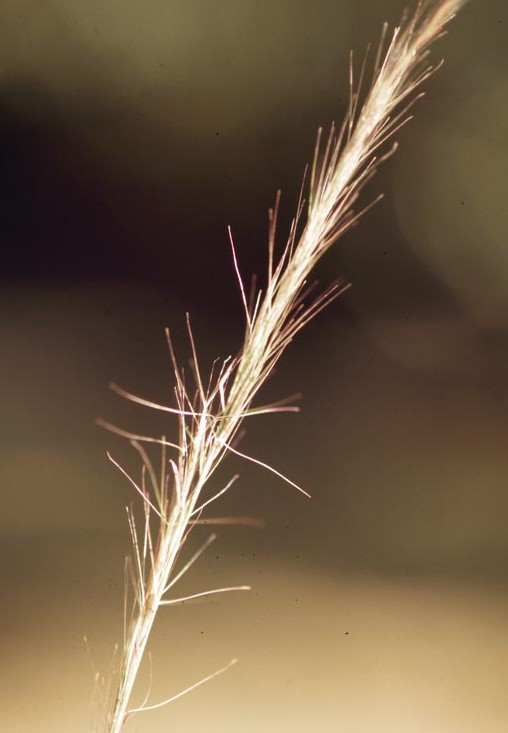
[1,1,507,731]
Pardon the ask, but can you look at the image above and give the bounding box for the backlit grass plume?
[94,1,468,730]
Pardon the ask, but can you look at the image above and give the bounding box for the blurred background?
[1,0,508,731]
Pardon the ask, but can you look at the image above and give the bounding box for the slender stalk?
[108,513,188,733]
[96,2,468,730]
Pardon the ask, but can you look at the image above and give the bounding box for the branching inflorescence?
[94,2,468,731]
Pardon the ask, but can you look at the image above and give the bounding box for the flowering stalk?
[95,2,468,731]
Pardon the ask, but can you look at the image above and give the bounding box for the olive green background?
[1,1,507,731]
